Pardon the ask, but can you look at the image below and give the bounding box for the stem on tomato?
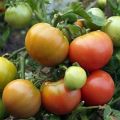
[19,52,27,79]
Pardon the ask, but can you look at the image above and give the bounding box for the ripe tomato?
[0,57,17,91]
[81,70,115,106]
[64,66,87,90]
[5,3,32,28]
[0,98,5,119]
[2,79,41,118]
[25,23,69,66]
[103,16,120,47]
[41,79,81,115]
[69,31,113,71]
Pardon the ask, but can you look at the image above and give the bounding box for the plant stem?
[19,52,27,79]
[8,47,25,59]
[110,96,120,106]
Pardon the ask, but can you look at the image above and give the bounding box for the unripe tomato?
[5,3,32,28]
[2,79,41,118]
[81,70,115,106]
[97,0,106,9]
[41,79,81,115]
[64,66,87,90]
[0,57,17,91]
[69,31,113,71]
[0,98,5,119]
[103,16,120,47]
[25,23,69,66]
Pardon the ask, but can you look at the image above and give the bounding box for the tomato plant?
[81,70,115,106]
[0,0,5,13]
[103,16,120,47]
[64,66,87,90]
[5,2,32,28]
[25,23,69,67]
[41,79,81,115]
[0,57,17,91]
[2,79,41,118]
[0,98,6,119]
[69,31,113,71]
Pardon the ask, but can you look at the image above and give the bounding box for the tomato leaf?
[70,2,106,27]
[104,105,112,120]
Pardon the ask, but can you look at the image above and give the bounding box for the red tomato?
[81,70,115,106]
[2,79,41,118]
[41,79,81,115]
[69,31,113,71]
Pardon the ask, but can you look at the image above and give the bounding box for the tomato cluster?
[0,1,118,119]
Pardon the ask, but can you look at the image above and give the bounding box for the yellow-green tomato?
[0,98,5,119]
[103,16,120,47]
[64,66,87,90]
[97,0,106,9]
[0,57,17,91]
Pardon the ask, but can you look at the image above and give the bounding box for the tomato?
[2,79,41,118]
[25,23,69,66]
[0,1,5,13]
[41,79,81,115]
[64,66,87,90]
[74,19,84,28]
[0,98,5,119]
[69,31,113,71]
[97,0,106,9]
[0,57,17,91]
[81,70,115,106]
[5,3,32,28]
[103,16,120,47]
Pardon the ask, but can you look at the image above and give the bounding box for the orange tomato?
[2,79,41,118]
[74,19,84,27]
[25,23,69,66]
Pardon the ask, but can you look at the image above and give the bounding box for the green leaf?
[103,105,112,120]
[112,109,120,119]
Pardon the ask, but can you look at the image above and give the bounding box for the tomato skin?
[25,23,69,66]
[74,19,84,27]
[41,79,81,115]
[0,57,17,91]
[2,79,41,118]
[81,70,115,106]
[64,66,87,90]
[69,31,113,71]
[5,3,32,28]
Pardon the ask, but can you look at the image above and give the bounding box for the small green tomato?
[64,66,87,90]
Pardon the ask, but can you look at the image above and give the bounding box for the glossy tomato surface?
[25,23,69,66]
[0,57,17,91]
[41,79,81,115]
[81,70,115,106]
[5,3,32,28]
[69,31,113,71]
[2,79,41,118]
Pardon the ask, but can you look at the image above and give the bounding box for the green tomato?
[64,66,87,90]
[5,3,32,28]
[0,57,17,91]
[97,0,106,9]
[0,98,5,119]
[103,16,120,47]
